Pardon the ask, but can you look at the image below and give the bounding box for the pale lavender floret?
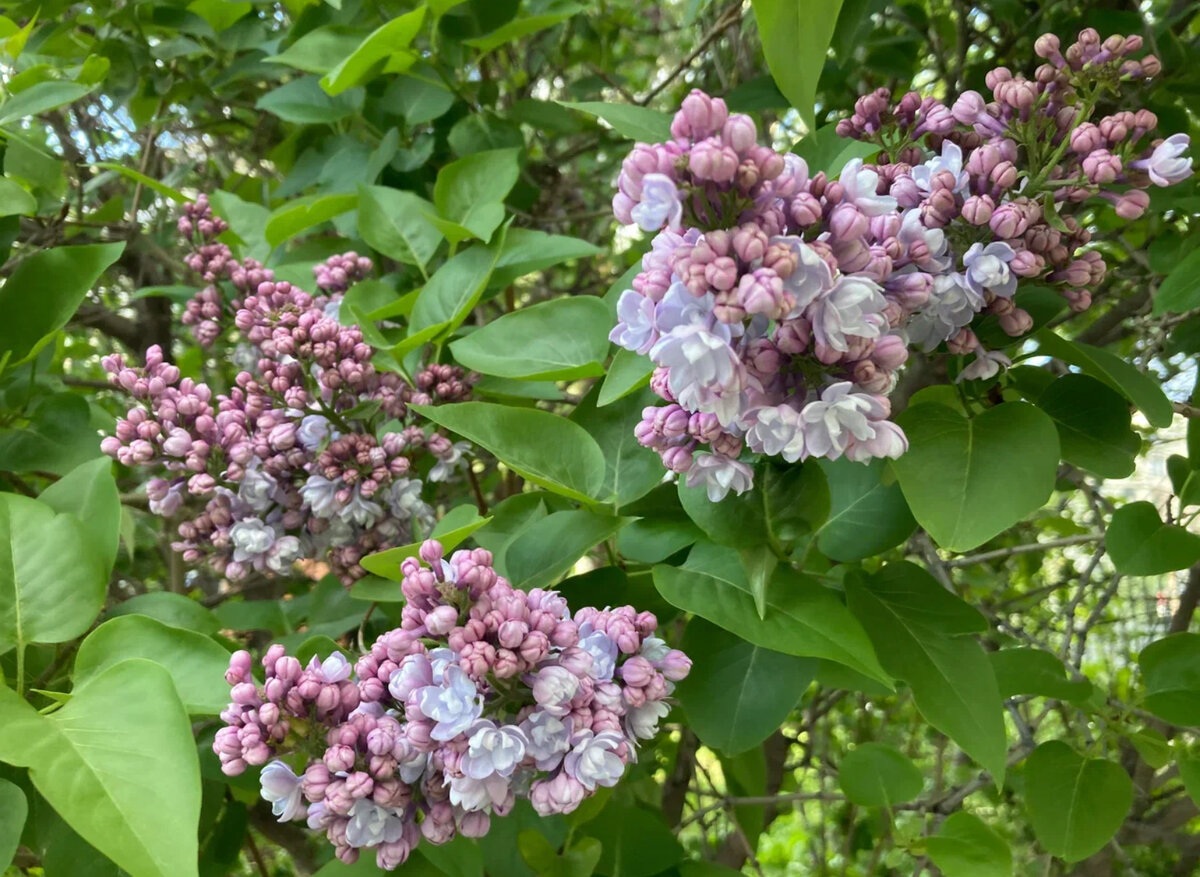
[906,273,983,350]
[339,489,384,528]
[958,348,1013,382]
[775,237,834,314]
[415,665,483,741]
[295,414,332,450]
[897,208,950,270]
[446,773,510,812]
[625,699,670,741]
[650,326,746,427]
[563,731,626,791]
[429,441,471,482]
[654,282,730,340]
[300,475,341,518]
[838,158,898,216]
[531,665,579,717]
[808,275,889,353]
[230,518,276,563]
[460,720,530,779]
[388,653,433,701]
[309,652,353,684]
[345,799,407,848]
[609,289,658,354]
[961,242,1017,298]
[630,174,683,232]
[238,466,278,513]
[1131,133,1193,186]
[147,478,185,516]
[260,760,305,822]
[798,382,882,461]
[521,710,573,770]
[741,404,805,462]
[576,626,618,682]
[265,535,303,573]
[398,750,428,784]
[911,140,969,195]
[684,452,754,502]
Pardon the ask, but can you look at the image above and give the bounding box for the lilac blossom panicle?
[610,30,1192,499]
[214,539,691,870]
[101,195,479,584]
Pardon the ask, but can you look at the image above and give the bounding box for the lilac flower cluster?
[101,197,476,583]
[215,539,690,870]
[609,30,1192,501]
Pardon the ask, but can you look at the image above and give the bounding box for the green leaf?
[1034,374,1140,479]
[464,6,582,54]
[451,297,610,380]
[381,70,456,124]
[0,660,202,877]
[569,386,664,510]
[0,493,106,655]
[409,238,507,337]
[432,148,521,245]
[1036,330,1174,428]
[790,123,879,174]
[0,777,26,871]
[893,402,1060,551]
[1179,754,1200,808]
[815,457,916,561]
[675,618,814,754]
[0,176,36,216]
[740,544,777,619]
[412,402,606,503]
[1024,741,1132,863]
[92,162,191,204]
[925,812,1012,877]
[598,348,654,407]
[74,615,232,714]
[39,456,120,572]
[489,229,601,287]
[988,648,1091,702]
[1107,501,1200,576]
[1152,247,1200,314]
[0,242,124,367]
[256,75,363,125]
[320,7,426,95]
[838,743,923,807]
[751,0,843,129]
[213,599,289,635]
[359,507,492,582]
[584,804,684,877]
[518,831,601,877]
[105,595,216,639]
[1139,633,1200,725]
[357,185,443,277]
[653,541,890,684]
[0,392,100,475]
[866,562,987,635]
[264,27,364,74]
[617,517,702,564]
[0,81,91,126]
[558,101,672,142]
[847,577,1006,782]
[264,193,357,247]
[505,510,630,589]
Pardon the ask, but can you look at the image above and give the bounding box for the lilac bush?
[610,28,1193,501]
[100,197,476,583]
[215,539,690,869]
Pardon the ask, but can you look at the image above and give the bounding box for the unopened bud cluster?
[101,197,476,582]
[610,30,1191,500]
[216,539,690,870]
